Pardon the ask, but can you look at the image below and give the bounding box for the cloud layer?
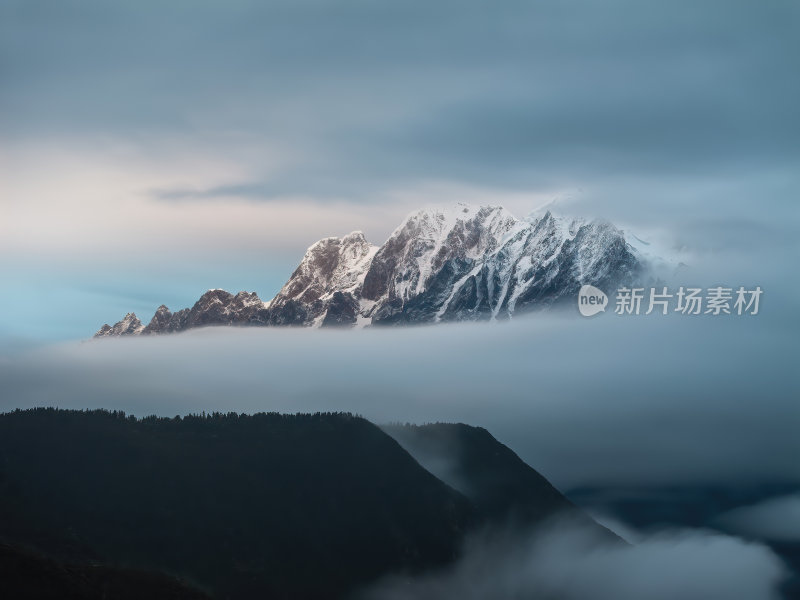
[3,0,798,195]
[2,311,797,491]
[716,494,800,543]
[362,517,787,600]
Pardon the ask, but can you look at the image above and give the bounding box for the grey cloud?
[1,311,797,491]
[151,178,371,202]
[151,182,286,202]
[715,494,800,542]
[361,516,787,600]
[2,0,798,201]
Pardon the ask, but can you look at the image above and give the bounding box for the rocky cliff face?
[95,204,646,337]
[95,313,144,337]
[94,291,269,338]
[267,231,377,327]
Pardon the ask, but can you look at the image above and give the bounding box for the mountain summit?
[95,204,645,336]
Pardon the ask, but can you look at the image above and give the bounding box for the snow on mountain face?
[268,231,378,327]
[362,206,641,325]
[94,204,648,337]
[361,205,526,317]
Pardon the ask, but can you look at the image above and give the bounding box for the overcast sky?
[1,0,799,341]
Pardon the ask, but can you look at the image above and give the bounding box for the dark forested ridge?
[0,409,595,599]
[0,542,211,600]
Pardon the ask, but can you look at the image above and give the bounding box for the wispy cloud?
[715,494,800,543]
[151,182,281,202]
[361,516,787,600]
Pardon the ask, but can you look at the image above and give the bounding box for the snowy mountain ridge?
[95,203,652,336]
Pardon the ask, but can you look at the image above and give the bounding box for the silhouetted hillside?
[0,409,473,599]
[0,409,607,599]
[0,542,211,600]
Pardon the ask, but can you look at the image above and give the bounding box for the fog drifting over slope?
[716,494,800,543]
[1,312,796,491]
[361,516,787,600]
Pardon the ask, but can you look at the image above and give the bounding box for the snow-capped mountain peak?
[361,204,527,305]
[270,230,378,311]
[95,203,650,336]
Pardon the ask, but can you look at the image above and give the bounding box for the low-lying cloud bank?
[360,517,787,600]
[715,494,800,543]
[1,312,796,491]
